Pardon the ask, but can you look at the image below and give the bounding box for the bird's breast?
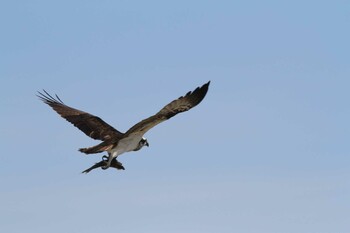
[111,135,142,156]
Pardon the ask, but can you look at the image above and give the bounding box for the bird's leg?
[102,152,115,169]
[101,155,109,170]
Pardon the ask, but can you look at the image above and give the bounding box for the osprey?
[38,81,210,173]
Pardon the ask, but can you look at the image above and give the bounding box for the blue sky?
[1,1,349,232]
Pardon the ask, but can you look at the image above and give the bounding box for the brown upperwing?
[124,81,210,138]
[37,90,124,141]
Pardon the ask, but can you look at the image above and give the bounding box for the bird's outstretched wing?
[37,90,124,141]
[124,81,210,138]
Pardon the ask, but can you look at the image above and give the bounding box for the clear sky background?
[1,1,349,233]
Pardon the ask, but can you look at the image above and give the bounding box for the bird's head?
[134,137,149,151]
[141,137,149,147]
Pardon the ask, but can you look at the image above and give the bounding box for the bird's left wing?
[37,90,124,141]
[124,81,210,138]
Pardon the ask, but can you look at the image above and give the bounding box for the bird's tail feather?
[79,142,113,154]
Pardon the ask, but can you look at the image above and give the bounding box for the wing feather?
[124,81,210,137]
[37,90,124,141]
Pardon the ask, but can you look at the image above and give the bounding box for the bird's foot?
[101,155,110,170]
[100,155,125,170]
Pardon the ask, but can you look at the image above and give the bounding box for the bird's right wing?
[124,81,210,138]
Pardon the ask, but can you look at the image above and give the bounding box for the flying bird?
[37,81,210,172]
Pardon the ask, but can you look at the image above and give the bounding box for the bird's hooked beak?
[145,141,149,147]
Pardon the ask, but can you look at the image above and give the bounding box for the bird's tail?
[79,142,113,154]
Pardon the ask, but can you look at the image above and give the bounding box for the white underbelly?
[109,136,141,158]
